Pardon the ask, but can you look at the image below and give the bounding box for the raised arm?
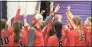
[42,3,60,28]
[13,6,21,23]
[67,6,74,19]
[23,14,29,26]
[66,6,76,29]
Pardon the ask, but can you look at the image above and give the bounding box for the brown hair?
[0,19,6,31]
[13,21,23,43]
[53,21,62,40]
[72,16,81,26]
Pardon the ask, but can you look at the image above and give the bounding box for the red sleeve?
[42,18,54,38]
[13,8,21,23]
[42,19,54,37]
[42,25,48,38]
[8,35,13,46]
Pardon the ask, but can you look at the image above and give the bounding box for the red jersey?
[72,26,90,46]
[8,29,28,46]
[47,34,62,46]
[0,29,9,46]
[62,24,75,46]
[33,27,44,46]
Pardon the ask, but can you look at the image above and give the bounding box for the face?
[85,22,92,32]
[88,22,92,32]
[38,19,44,27]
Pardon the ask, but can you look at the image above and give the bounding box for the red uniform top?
[47,34,62,46]
[8,29,28,46]
[33,27,44,46]
[1,29,9,46]
[72,26,90,46]
[62,24,74,46]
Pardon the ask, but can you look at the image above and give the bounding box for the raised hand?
[55,14,62,22]
[40,10,45,15]
[18,6,21,9]
[56,14,62,20]
[50,2,54,11]
[67,5,71,12]
[23,14,27,19]
[54,4,60,13]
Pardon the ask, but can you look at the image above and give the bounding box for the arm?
[23,14,29,26]
[66,6,74,19]
[50,2,54,14]
[55,14,62,22]
[13,6,21,23]
[42,15,54,28]
[42,17,54,38]
[66,12,76,29]
[42,4,60,28]
[66,6,77,29]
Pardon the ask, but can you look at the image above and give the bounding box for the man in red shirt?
[28,13,44,46]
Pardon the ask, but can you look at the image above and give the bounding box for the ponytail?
[13,21,23,43]
[53,22,62,40]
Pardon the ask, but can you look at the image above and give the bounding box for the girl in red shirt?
[8,21,28,46]
[0,19,9,46]
[47,21,62,47]
[84,17,92,46]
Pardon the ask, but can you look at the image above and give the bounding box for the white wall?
[7,0,41,27]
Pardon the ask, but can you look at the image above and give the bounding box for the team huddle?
[0,2,92,47]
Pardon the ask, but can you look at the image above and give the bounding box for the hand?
[67,5,71,11]
[54,4,60,13]
[23,14,27,19]
[57,14,62,20]
[50,2,54,11]
[40,10,45,15]
[34,10,39,15]
[18,6,21,9]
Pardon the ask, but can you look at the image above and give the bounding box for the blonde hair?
[84,17,92,25]
[72,16,81,26]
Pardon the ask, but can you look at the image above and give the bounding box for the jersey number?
[0,37,9,45]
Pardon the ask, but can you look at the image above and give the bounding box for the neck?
[76,25,81,30]
[35,23,40,29]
